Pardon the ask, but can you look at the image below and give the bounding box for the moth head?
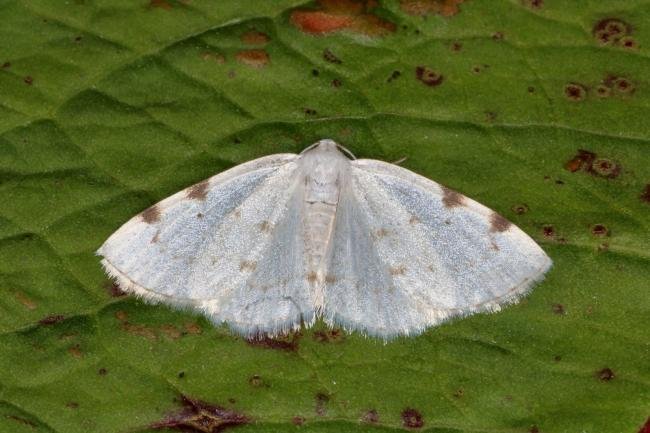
[301,139,356,160]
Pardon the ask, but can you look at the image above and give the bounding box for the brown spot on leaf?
[246,332,301,351]
[564,82,587,101]
[362,409,379,423]
[620,36,638,50]
[489,213,512,233]
[511,204,529,215]
[315,392,330,416]
[542,225,555,238]
[313,328,344,343]
[597,367,615,381]
[400,0,464,16]
[390,264,407,276]
[402,408,424,429]
[2,62,10,68]
[441,186,464,207]
[595,84,611,98]
[121,321,158,340]
[187,181,209,200]
[98,367,108,376]
[248,374,265,387]
[149,0,173,10]
[453,388,464,398]
[241,30,270,45]
[593,18,631,47]
[323,48,342,64]
[39,314,65,325]
[290,0,395,36]
[24,76,33,85]
[236,49,269,68]
[239,260,257,272]
[387,70,402,83]
[331,78,342,87]
[416,66,443,86]
[14,291,37,310]
[451,41,462,51]
[552,303,565,315]
[160,324,183,339]
[151,395,249,433]
[66,402,79,409]
[292,416,305,425]
[640,184,650,203]
[591,224,608,236]
[530,427,540,433]
[68,344,83,358]
[613,77,634,94]
[304,107,317,115]
[184,322,202,334]
[105,281,127,297]
[522,0,543,9]
[6,415,37,428]
[492,31,504,40]
[141,205,161,224]
[564,149,620,178]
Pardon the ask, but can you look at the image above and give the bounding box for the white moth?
[98,139,551,339]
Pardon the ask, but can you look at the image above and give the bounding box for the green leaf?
[1,1,648,432]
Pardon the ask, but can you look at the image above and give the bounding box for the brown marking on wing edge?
[187,181,209,200]
[141,205,161,224]
[441,186,465,208]
[390,265,406,276]
[239,260,257,272]
[489,212,512,232]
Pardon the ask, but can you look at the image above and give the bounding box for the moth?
[98,139,551,339]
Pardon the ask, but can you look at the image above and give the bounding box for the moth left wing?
[323,159,551,339]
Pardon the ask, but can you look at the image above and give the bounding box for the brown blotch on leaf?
[522,0,543,9]
[184,322,202,334]
[236,50,269,68]
[239,260,257,272]
[565,149,620,179]
[290,0,396,37]
[187,181,209,200]
[564,82,587,101]
[362,409,379,423]
[241,30,270,45]
[591,224,608,236]
[542,225,555,238]
[492,31,504,40]
[552,303,565,315]
[323,48,342,64]
[6,415,37,428]
[640,184,650,203]
[313,328,344,343]
[401,408,424,429]
[150,395,249,433]
[1,62,10,68]
[490,213,512,233]
[613,77,634,94]
[595,84,611,98]
[390,265,407,276]
[121,321,158,340]
[400,0,465,17]
[441,186,464,208]
[248,374,265,387]
[39,314,65,326]
[315,392,330,416]
[304,107,317,116]
[292,416,305,426]
[453,388,464,398]
[620,36,638,50]
[141,205,161,224]
[597,367,615,381]
[530,427,540,433]
[66,402,79,409]
[246,331,301,351]
[451,41,463,51]
[98,367,108,376]
[331,78,342,88]
[149,0,173,10]
[416,66,443,87]
[24,76,33,85]
[68,344,83,358]
[14,291,37,310]
[105,281,127,297]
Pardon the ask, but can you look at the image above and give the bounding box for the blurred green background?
[0,1,648,432]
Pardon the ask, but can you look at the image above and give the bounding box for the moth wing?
[323,159,551,338]
[98,153,313,337]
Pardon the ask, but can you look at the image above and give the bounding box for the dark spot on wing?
[246,332,301,351]
[640,184,650,203]
[323,48,342,64]
[239,260,257,272]
[564,82,587,101]
[196,212,204,219]
[151,231,160,243]
[39,314,65,326]
[141,205,161,224]
[401,408,424,428]
[292,416,305,425]
[187,181,209,200]
[400,0,465,16]
[597,367,615,381]
[306,271,318,284]
[591,224,608,236]
[416,66,443,86]
[315,392,330,416]
[489,212,512,233]
[409,215,420,224]
[390,265,406,275]
[325,274,337,284]
[441,186,464,207]
[150,395,249,432]
[259,220,272,232]
[362,409,379,423]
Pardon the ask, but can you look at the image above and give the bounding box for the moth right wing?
[323,159,551,339]
[98,153,314,337]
